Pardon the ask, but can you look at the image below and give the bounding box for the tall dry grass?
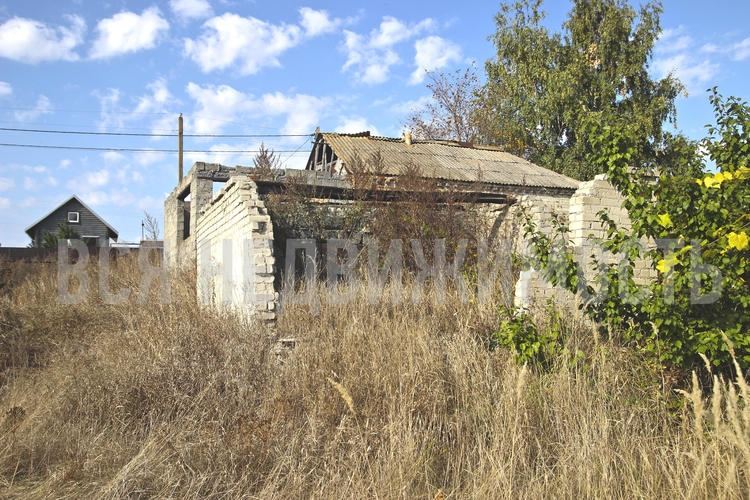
[0,254,748,498]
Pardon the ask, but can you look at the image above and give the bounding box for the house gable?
[25,195,119,247]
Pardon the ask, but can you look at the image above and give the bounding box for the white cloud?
[89,7,169,59]
[59,159,71,169]
[135,195,164,211]
[95,79,177,133]
[67,169,111,191]
[371,17,434,48]
[262,92,330,134]
[299,7,340,37]
[19,197,36,209]
[14,95,53,121]
[80,188,161,211]
[186,82,329,135]
[701,37,750,61]
[22,173,56,190]
[0,177,14,190]
[83,188,133,207]
[140,79,171,108]
[335,116,379,136]
[371,95,393,107]
[657,27,693,53]
[0,198,10,209]
[701,43,719,53]
[730,38,750,61]
[653,53,719,95]
[22,165,50,174]
[86,170,111,188]
[654,28,720,96]
[94,88,123,129]
[410,36,461,84]
[132,79,178,134]
[170,0,213,20]
[0,82,11,97]
[184,13,301,74]
[102,151,128,165]
[134,150,171,167]
[389,95,431,115]
[342,16,435,84]
[185,9,341,74]
[183,141,249,166]
[186,82,255,134]
[0,15,84,63]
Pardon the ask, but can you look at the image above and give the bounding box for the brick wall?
[515,174,657,309]
[195,176,276,321]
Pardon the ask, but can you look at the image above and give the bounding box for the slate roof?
[313,132,580,190]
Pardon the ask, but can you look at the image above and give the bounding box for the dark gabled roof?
[24,194,119,240]
[308,132,580,190]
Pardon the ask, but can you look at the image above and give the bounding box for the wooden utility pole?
[178,113,184,183]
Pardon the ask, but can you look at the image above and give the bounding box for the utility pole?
[178,113,183,183]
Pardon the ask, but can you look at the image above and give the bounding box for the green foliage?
[41,221,81,248]
[521,89,750,374]
[481,0,685,180]
[252,141,282,180]
[494,303,572,368]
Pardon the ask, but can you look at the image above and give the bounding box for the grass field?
[1,255,748,498]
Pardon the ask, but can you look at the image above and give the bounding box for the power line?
[0,120,174,132]
[0,107,310,134]
[0,106,172,115]
[282,137,313,167]
[0,143,308,154]
[188,114,308,134]
[0,126,313,138]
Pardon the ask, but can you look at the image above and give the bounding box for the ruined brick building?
[164,131,645,319]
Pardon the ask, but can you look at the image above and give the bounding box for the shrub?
[520,90,750,374]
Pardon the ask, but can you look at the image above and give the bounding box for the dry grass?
[0,255,748,498]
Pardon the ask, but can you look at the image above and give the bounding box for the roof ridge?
[323,131,371,138]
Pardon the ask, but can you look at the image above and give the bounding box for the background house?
[25,194,119,247]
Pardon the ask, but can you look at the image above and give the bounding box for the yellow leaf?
[723,171,734,181]
[656,254,681,273]
[704,175,720,188]
[657,213,672,228]
[727,231,749,251]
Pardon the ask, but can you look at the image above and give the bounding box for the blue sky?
[0,0,748,246]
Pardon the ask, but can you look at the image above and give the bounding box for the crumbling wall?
[515,174,657,309]
[165,162,251,268]
[195,176,276,321]
[513,194,573,307]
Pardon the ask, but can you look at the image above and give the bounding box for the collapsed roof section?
[305,131,580,191]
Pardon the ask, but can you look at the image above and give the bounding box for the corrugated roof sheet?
[320,132,580,190]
